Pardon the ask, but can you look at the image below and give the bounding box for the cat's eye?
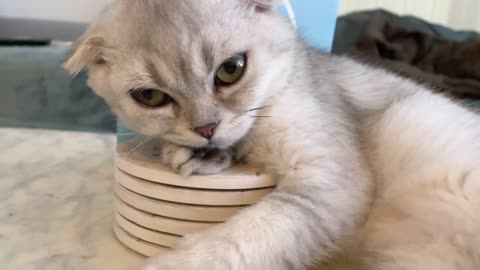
[130,89,173,108]
[215,53,247,86]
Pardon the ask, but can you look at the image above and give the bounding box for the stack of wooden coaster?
[114,139,276,256]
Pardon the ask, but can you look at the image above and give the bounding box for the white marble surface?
[0,128,144,270]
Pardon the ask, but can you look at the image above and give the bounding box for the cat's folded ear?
[245,0,282,12]
[63,31,107,76]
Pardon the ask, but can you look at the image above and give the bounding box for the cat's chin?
[162,129,245,150]
[187,141,232,151]
[182,139,236,151]
[170,139,232,150]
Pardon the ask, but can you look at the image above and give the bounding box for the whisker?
[250,122,271,127]
[324,129,354,154]
[322,126,356,137]
[250,125,271,129]
[128,136,158,154]
[245,106,271,113]
[323,116,356,128]
[251,116,272,118]
[117,131,138,136]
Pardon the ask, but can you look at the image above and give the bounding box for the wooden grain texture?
[115,212,180,248]
[113,223,167,257]
[115,198,216,235]
[115,184,242,222]
[116,140,276,190]
[115,169,274,206]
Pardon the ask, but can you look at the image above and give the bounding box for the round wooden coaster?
[115,168,274,206]
[116,139,276,190]
[115,211,181,248]
[115,198,216,235]
[113,223,168,257]
[115,183,242,222]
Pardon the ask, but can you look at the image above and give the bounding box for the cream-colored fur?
[314,59,480,270]
[64,0,480,269]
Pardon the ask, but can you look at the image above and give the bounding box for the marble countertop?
[0,128,144,270]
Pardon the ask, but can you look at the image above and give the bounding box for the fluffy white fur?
[64,0,480,269]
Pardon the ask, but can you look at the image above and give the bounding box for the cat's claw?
[161,143,232,176]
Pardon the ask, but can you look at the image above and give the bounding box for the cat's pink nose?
[194,123,218,139]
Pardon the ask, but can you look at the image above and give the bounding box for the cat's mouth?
[173,139,220,150]
[198,140,224,150]
[188,138,235,151]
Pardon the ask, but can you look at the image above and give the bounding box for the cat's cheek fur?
[212,116,255,150]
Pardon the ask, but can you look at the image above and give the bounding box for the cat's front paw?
[138,237,239,270]
[161,144,232,176]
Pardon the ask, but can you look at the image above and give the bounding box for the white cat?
[64,0,480,269]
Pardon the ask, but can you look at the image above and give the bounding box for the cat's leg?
[351,90,480,270]
[139,116,373,270]
[312,88,480,270]
[350,194,480,270]
[159,142,232,176]
[321,187,479,269]
[141,174,371,270]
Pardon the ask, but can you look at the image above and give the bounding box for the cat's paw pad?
[178,149,232,176]
[161,144,232,176]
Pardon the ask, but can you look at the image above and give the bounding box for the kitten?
[64,0,480,269]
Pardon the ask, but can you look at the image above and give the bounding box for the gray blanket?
[334,10,480,98]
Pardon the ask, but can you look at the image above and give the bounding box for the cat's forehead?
[108,1,251,58]
[108,0,246,38]
[105,0,254,86]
